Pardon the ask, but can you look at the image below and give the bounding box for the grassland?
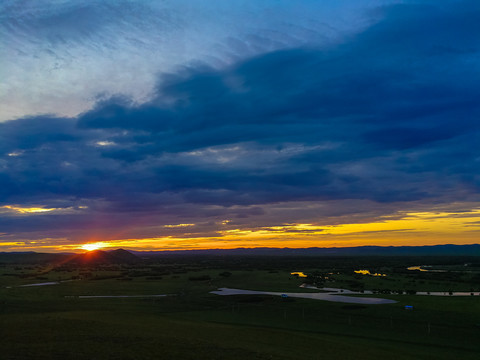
[1,255,479,359]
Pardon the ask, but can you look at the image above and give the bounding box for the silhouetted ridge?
[107,248,140,263]
[130,244,480,257]
[1,245,479,265]
[68,249,139,265]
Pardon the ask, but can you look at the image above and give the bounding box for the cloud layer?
[1,1,480,249]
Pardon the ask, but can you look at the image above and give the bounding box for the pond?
[211,287,397,304]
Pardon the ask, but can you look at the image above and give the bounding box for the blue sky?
[1,0,479,251]
[1,0,377,121]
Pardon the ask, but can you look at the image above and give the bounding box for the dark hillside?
[67,249,139,265]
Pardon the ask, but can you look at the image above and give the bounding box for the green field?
[1,256,480,359]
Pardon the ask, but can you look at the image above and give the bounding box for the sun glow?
[2,205,479,253]
[81,242,106,251]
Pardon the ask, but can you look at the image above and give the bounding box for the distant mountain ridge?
[0,248,139,264]
[1,244,479,264]
[130,244,480,257]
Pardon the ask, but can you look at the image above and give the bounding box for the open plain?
[1,253,480,360]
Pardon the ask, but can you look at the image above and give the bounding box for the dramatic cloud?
[0,0,373,121]
[1,1,479,250]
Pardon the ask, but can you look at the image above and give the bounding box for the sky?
[1,0,479,252]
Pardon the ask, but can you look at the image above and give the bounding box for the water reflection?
[290,272,308,277]
[407,266,446,272]
[354,270,386,276]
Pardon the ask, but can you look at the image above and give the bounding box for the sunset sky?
[1,0,479,252]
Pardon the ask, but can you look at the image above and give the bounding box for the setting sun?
[81,242,106,251]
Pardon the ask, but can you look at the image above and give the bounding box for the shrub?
[188,275,211,281]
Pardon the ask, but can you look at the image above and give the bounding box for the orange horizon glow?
[1,207,479,253]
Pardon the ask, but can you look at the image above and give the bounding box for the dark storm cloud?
[1,1,480,239]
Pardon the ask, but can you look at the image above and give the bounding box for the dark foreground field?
[1,255,479,359]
